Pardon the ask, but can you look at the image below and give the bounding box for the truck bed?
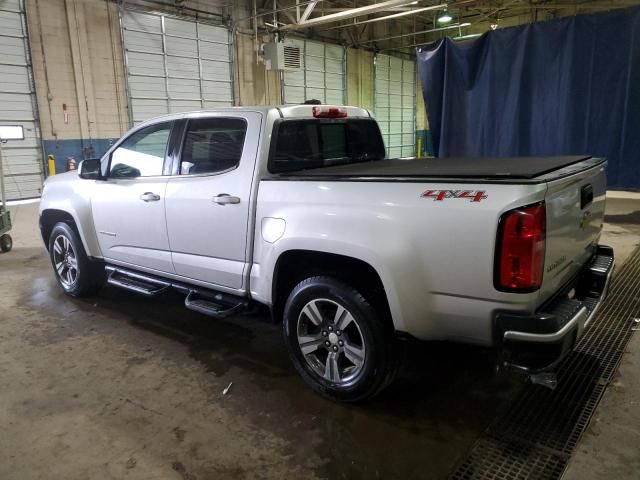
[282,155,596,180]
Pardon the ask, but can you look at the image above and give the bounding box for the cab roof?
[134,104,372,128]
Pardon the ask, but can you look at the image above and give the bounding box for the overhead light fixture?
[490,22,498,30]
[437,9,453,24]
[454,33,482,40]
[323,4,448,30]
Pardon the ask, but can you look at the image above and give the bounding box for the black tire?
[283,276,397,402]
[0,233,12,253]
[48,222,104,297]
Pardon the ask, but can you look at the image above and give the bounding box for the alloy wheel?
[52,234,79,288]
[296,298,366,384]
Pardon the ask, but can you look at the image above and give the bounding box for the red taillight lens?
[312,106,348,118]
[496,203,546,292]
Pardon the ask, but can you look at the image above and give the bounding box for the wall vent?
[283,45,301,69]
[263,42,302,70]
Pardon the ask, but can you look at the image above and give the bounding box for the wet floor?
[3,199,640,479]
[1,238,523,480]
[0,242,523,480]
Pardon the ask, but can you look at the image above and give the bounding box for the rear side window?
[110,122,172,178]
[180,117,247,175]
[269,119,386,173]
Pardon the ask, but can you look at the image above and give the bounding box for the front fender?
[40,173,102,258]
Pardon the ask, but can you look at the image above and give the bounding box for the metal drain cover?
[450,245,640,480]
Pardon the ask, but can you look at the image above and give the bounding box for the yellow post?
[417,136,422,158]
[48,154,56,176]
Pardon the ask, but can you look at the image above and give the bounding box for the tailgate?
[538,159,607,306]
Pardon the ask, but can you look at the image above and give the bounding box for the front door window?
[110,122,172,178]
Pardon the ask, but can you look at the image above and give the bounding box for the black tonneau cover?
[282,155,594,179]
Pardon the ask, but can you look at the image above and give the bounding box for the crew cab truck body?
[39,105,614,401]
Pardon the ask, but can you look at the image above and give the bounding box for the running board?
[185,290,247,319]
[105,266,171,297]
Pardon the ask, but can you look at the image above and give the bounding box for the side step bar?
[185,290,247,318]
[106,266,170,296]
[104,265,248,318]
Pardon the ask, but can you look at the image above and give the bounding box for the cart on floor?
[0,125,24,253]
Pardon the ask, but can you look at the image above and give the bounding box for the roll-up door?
[121,9,233,125]
[0,0,43,200]
[375,54,416,158]
[283,39,345,105]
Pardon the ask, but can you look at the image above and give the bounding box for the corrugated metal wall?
[0,0,43,200]
[374,54,416,158]
[282,39,345,105]
[121,9,233,125]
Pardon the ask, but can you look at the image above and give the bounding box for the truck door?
[165,112,262,291]
[91,121,176,273]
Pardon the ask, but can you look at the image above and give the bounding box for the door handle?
[140,192,161,202]
[213,194,240,205]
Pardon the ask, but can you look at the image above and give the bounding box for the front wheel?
[48,222,104,297]
[282,276,397,402]
[0,233,12,253]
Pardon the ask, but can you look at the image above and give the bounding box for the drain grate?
[450,245,640,480]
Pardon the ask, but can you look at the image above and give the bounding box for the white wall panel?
[0,0,43,200]
[375,54,416,158]
[121,10,232,125]
[283,39,345,105]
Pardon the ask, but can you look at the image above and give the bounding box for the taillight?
[495,203,546,292]
[312,105,347,118]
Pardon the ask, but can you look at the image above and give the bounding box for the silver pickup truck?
[39,104,614,401]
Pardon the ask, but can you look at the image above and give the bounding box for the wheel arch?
[272,249,394,332]
[40,209,88,254]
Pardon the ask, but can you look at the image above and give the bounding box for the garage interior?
[1,0,640,479]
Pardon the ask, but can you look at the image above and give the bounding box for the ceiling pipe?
[378,24,472,51]
[355,21,470,46]
[322,4,448,31]
[278,0,421,31]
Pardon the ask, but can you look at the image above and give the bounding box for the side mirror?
[79,159,105,180]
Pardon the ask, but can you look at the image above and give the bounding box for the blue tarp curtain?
[417,7,640,189]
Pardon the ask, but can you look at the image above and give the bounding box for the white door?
[165,112,262,291]
[375,54,416,158]
[0,0,44,200]
[92,121,174,273]
[282,39,345,105]
[120,9,233,125]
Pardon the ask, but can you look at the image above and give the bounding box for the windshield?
[269,119,386,173]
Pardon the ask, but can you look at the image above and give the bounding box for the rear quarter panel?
[251,179,548,345]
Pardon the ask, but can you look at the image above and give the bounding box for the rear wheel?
[48,222,104,297]
[0,233,12,253]
[283,276,397,402]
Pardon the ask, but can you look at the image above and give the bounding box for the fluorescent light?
[454,33,482,40]
[437,10,452,24]
[324,4,448,30]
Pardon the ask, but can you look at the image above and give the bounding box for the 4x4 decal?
[422,190,488,202]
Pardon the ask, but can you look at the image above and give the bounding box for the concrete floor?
[563,193,640,480]
[0,197,638,480]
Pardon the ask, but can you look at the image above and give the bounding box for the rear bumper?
[495,245,615,372]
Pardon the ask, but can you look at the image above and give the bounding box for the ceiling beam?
[278,0,421,31]
[299,0,318,21]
